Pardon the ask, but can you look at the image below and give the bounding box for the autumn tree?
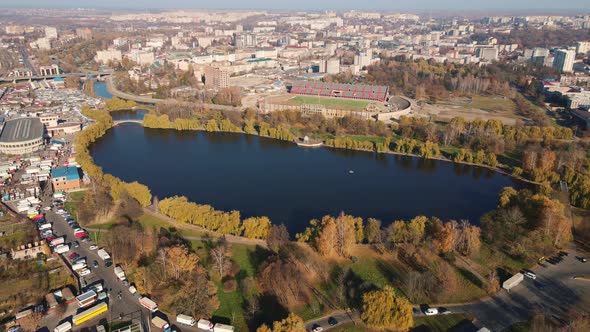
[257,313,306,332]
[267,224,290,252]
[243,216,272,240]
[365,218,382,244]
[334,214,357,257]
[361,286,414,330]
[161,246,199,280]
[259,255,308,307]
[172,271,220,318]
[315,216,337,256]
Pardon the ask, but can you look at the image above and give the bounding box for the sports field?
[287,95,370,110]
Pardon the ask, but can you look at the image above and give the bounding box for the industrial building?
[0,118,44,155]
[289,81,389,102]
[51,166,82,191]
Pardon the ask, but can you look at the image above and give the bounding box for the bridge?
[113,119,143,126]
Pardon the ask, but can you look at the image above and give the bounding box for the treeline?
[365,57,512,102]
[563,167,590,209]
[105,97,136,111]
[74,107,152,212]
[482,187,572,262]
[488,27,590,49]
[158,196,271,239]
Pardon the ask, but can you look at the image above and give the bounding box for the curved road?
[105,76,242,112]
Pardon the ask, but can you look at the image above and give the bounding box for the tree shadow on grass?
[456,266,484,288]
[245,293,289,331]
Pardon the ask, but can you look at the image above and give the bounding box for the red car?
[68,252,79,260]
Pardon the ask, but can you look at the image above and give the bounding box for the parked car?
[92,260,99,269]
[559,251,568,257]
[328,317,338,326]
[89,245,98,250]
[424,308,439,316]
[81,237,90,243]
[312,326,323,332]
[7,325,21,332]
[79,269,91,276]
[68,252,79,260]
[577,256,587,263]
[73,241,79,248]
[524,271,537,280]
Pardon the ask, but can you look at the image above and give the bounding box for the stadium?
[261,81,412,120]
[0,118,45,155]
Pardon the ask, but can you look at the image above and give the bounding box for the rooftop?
[51,166,81,181]
[0,118,44,143]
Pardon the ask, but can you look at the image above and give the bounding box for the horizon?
[4,0,590,11]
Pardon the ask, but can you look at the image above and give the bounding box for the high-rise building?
[354,52,372,68]
[204,66,229,89]
[319,58,340,74]
[233,33,257,48]
[553,49,575,73]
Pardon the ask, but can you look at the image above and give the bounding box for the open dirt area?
[416,96,528,125]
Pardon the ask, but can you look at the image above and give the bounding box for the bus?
[72,302,108,326]
[75,290,97,308]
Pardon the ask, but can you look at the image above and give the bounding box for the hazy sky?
[4,0,590,11]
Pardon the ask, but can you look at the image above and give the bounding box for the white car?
[312,327,323,332]
[79,268,91,276]
[89,245,98,250]
[524,271,537,280]
[424,308,439,316]
[43,206,51,211]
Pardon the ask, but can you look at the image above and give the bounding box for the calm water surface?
[90,111,521,234]
[94,82,112,99]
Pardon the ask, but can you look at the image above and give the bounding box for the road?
[19,46,36,76]
[448,244,590,331]
[105,76,243,112]
[304,310,359,332]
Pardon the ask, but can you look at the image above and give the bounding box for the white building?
[45,27,58,39]
[96,49,123,64]
[553,49,575,73]
[575,41,590,55]
[354,52,372,68]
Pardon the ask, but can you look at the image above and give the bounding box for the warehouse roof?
[0,118,44,143]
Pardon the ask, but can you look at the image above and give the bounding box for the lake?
[89,111,521,234]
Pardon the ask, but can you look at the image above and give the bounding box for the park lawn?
[64,190,87,219]
[212,282,249,332]
[446,266,487,303]
[412,313,475,332]
[472,243,528,276]
[287,96,369,111]
[468,96,516,113]
[347,135,387,144]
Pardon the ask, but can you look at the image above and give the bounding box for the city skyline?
[6,0,590,11]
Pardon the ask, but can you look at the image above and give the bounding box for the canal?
[89,111,521,234]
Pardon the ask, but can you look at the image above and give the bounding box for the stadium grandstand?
[289,81,389,102]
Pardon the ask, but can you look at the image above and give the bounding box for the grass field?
[468,96,516,113]
[287,96,370,111]
[412,313,475,332]
[64,191,86,220]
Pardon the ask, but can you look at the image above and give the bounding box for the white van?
[176,314,196,326]
[53,322,72,332]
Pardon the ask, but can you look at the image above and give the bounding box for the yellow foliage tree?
[361,286,414,331]
[243,216,272,239]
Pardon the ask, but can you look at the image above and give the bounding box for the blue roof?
[51,166,80,181]
[53,77,65,82]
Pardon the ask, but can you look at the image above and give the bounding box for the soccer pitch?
[287,95,370,110]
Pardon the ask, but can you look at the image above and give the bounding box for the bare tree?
[210,241,232,278]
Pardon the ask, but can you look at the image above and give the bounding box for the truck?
[176,314,196,327]
[139,297,158,312]
[54,244,70,254]
[53,322,72,332]
[114,266,126,280]
[197,319,214,330]
[151,316,171,332]
[97,249,113,266]
[213,324,235,332]
[502,273,524,291]
[49,237,65,247]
